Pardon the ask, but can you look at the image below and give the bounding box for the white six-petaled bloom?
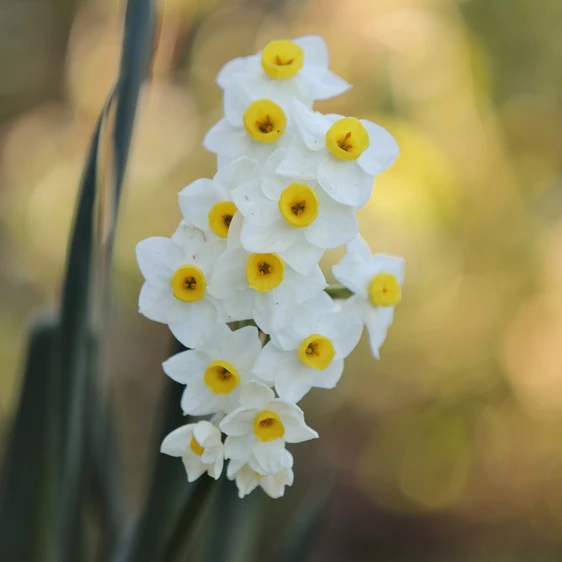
[204,75,295,168]
[220,382,318,475]
[208,214,326,333]
[332,236,404,359]
[253,292,363,403]
[179,157,258,241]
[227,450,294,499]
[160,420,224,482]
[217,35,350,108]
[274,98,400,209]
[232,148,359,275]
[162,324,263,416]
[136,224,225,348]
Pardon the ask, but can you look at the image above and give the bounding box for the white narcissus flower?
[220,382,318,475]
[208,213,326,333]
[232,149,358,275]
[204,76,296,168]
[227,450,294,499]
[162,324,263,416]
[332,235,404,359]
[253,292,362,403]
[275,98,400,209]
[217,36,350,107]
[160,420,224,482]
[179,157,259,241]
[136,224,225,348]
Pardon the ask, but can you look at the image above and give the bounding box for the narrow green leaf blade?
[0,314,59,562]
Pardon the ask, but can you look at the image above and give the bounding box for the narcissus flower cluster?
[136,36,405,499]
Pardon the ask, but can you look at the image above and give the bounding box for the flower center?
[254,410,285,442]
[261,39,304,79]
[170,265,206,302]
[243,100,287,144]
[325,117,370,161]
[369,273,401,307]
[246,253,285,292]
[278,183,319,228]
[297,334,336,370]
[208,201,237,238]
[190,436,204,456]
[203,360,240,395]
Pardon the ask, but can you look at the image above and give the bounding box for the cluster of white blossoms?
[137,36,405,499]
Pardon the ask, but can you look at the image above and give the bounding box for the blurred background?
[1,0,562,560]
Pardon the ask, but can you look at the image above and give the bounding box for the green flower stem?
[325,286,354,299]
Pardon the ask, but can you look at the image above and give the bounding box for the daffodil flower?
[217,35,350,107]
[274,98,400,209]
[232,148,359,275]
[220,382,318,475]
[136,224,225,348]
[332,236,405,359]
[160,421,224,482]
[227,450,294,499]
[253,292,362,403]
[162,324,263,416]
[179,157,258,241]
[208,214,326,333]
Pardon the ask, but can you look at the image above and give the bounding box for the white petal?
[342,294,368,323]
[308,359,344,390]
[224,435,254,461]
[268,400,318,443]
[162,350,207,384]
[231,180,263,215]
[183,458,206,482]
[252,440,286,474]
[181,383,222,416]
[289,98,329,151]
[222,291,254,322]
[294,35,329,75]
[221,325,262,372]
[311,70,351,101]
[261,149,291,200]
[223,80,248,127]
[357,120,400,176]
[275,370,312,404]
[280,238,325,275]
[365,306,395,359]
[220,408,257,437]
[260,469,293,498]
[227,458,246,479]
[136,237,183,286]
[317,155,373,209]
[208,248,248,299]
[305,195,359,249]
[215,156,260,193]
[235,467,260,498]
[346,235,372,262]
[203,118,252,161]
[285,265,327,303]
[239,381,275,409]
[331,261,372,299]
[252,286,295,333]
[275,143,322,181]
[160,425,194,457]
[193,420,221,448]
[318,311,363,359]
[371,254,405,285]
[178,178,219,232]
[169,300,219,349]
[216,56,250,89]
[194,241,225,278]
[253,342,293,382]
[207,454,224,480]
[227,211,243,250]
[241,217,296,253]
[171,224,206,256]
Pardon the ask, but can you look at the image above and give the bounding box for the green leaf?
[0,314,59,562]
[273,471,336,562]
[115,371,215,562]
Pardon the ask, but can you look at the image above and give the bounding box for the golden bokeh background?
[2,0,562,559]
